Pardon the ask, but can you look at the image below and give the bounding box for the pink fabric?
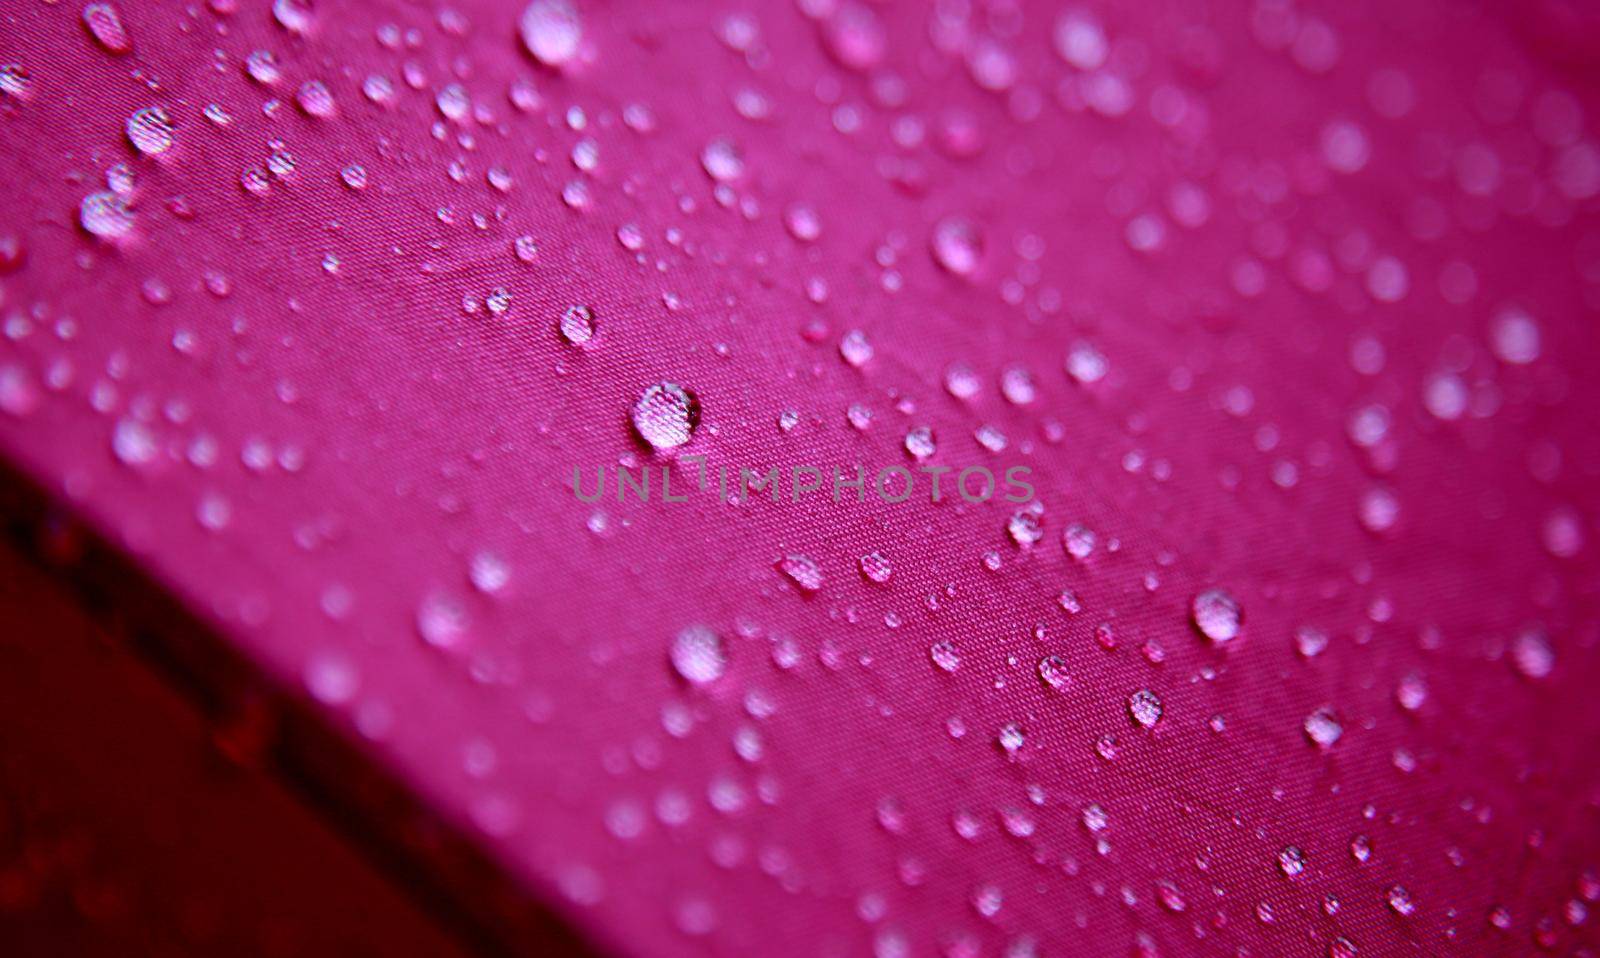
[3,0,1600,955]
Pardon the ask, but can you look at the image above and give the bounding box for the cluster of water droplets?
[2,0,1595,953]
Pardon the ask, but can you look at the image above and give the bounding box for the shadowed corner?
[0,458,604,958]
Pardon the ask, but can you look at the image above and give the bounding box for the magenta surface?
[3,0,1600,955]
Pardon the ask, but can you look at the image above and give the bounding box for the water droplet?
[416,592,470,650]
[784,204,821,242]
[859,551,892,584]
[469,552,510,594]
[1053,10,1107,70]
[700,139,745,182]
[1062,524,1095,561]
[1303,708,1343,749]
[931,217,982,277]
[904,426,936,461]
[1065,341,1108,384]
[631,382,699,450]
[1490,305,1541,364]
[1277,845,1307,877]
[1295,626,1329,659]
[1037,655,1071,691]
[776,554,824,592]
[560,305,595,345]
[112,418,157,466]
[304,650,359,705]
[996,722,1025,756]
[616,223,644,251]
[1191,589,1242,644]
[671,624,726,685]
[245,50,282,85]
[1511,627,1554,680]
[929,640,961,673]
[1395,674,1428,711]
[970,883,1003,919]
[1007,506,1043,547]
[0,65,32,99]
[83,3,132,54]
[1386,885,1415,916]
[1358,486,1400,534]
[1128,689,1163,728]
[126,106,174,156]
[821,4,886,72]
[297,79,336,118]
[839,329,874,367]
[80,192,134,240]
[273,0,316,34]
[520,0,582,68]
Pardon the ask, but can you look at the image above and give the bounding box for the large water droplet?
[80,192,134,240]
[520,0,582,68]
[671,625,726,685]
[1278,845,1307,877]
[1128,689,1163,728]
[127,107,174,155]
[1303,707,1343,748]
[631,382,699,450]
[1511,627,1555,680]
[776,554,824,592]
[1037,655,1071,691]
[1191,588,1242,644]
[416,592,470,650]
[931,217,982,276]
[83,3,132,54]
[700,139,745,182]
[560,305,596,345]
